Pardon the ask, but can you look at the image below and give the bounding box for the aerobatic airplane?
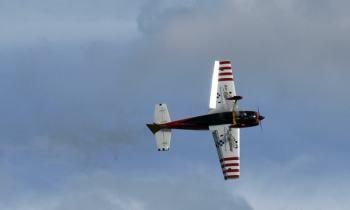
[147,60,265,180]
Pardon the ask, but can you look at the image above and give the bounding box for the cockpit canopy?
[237,111,256,121]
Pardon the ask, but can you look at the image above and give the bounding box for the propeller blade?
[258,106,263,132]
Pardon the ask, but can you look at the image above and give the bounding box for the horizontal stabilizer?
[154,103,171,124]
[155,129,171,151]
[148,104,172,151]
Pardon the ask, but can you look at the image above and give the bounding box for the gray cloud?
[0,0,348,166]
[0,42,137,165]
[135,0,350,70]
[235,155,350,210]
[0,0,142,46]
[0,170,252,210]
[0,0,349,209]
[130,0,350,142]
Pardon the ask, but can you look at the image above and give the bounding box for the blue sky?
[0,0,349,209]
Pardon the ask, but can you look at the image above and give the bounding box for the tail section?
[146,123,162,134]
[147,104,172,151]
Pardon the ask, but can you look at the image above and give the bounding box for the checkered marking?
[215,140,226,148]
[218,140,225,147]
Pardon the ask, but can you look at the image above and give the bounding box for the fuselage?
[160,111,264,130]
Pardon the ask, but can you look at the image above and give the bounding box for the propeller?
[257,106,265,131]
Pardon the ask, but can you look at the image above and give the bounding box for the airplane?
[146,60,265,180]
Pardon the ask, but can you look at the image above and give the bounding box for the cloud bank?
[0,0,349,209]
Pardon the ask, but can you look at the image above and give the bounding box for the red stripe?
[219,77,233,79]
[219,61,231,65]
[220,157,240,162]
[225,175,240,179]
[222,163,240,167]
[223,169,240,173]
[219,66,231,71]
[218,78,233,81]
[219,72,232,76]
[219,77,233,80]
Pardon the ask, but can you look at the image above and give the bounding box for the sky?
[0,0,350,209]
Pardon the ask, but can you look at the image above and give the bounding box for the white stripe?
[224,172,240,176]
[221,160,240,165]
[218,76,233,79]
[219,63,231,68]
[218,69,232,73]
[222,165,240,169]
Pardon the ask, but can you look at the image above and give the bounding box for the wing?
[209,60,237,113]
[209,124,240,180]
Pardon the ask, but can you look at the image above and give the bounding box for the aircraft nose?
[259,115,265,121]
